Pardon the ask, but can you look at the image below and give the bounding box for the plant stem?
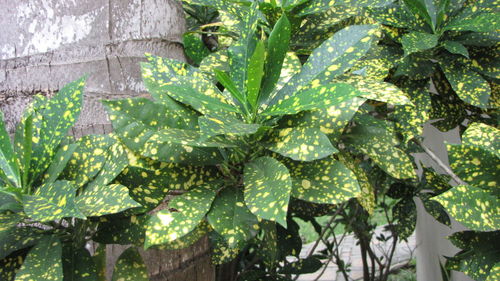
[415,140,467,185]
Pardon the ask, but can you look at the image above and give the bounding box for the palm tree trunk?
[0,1,215,280]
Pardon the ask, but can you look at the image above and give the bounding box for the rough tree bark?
[0,1,215,280]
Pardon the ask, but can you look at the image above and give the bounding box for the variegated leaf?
[207,187,259,248]
[287,155,361,205]
[198,115,260,140]
[244,156,292,227]
[111,248,148,281]
[462,123,499,157]
[264,128,337,161]
[62,245,98,281]
[14,236,63,281]
[76,183,141,217]
[0,111,21,188]
[23,180,84,222]
[144,183,218,248]
[435,185,499,231]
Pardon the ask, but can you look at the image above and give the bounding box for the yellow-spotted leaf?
[243,156,292,227]
[29,77,86,181]
[144,183,219,248]
[262,83,361,116]
[93,214,149,246]
[447,143,498,190]
[264,127,337,161]
[0,111,21,188]
[156,221,212,250]
[103,98,198,152]
[442,41,470,58]
[448,231,500,281]
[116,163,220,209]
[0,212,22,233]
[207,187,259,248]
[209,231,241,265]
[346,115,417,179]
[111,247,148,281]
[14,236,63,281]
[401,31,439,56]
[341,75,412,105]
[62,246,98,281]
[339,153,375,214]
[299,0,392,16]
[434,185,499,231]
[76,183,141,217]
[23,180,84,222]
[61,135,115,187]
[199,50,230,81]
[0,227,45,260]
[263,52,302,107]
[85,142,129,189]
[287,155,361,205]
[0,251,24,281]
[279,97,367,143]
[147,128,235,148]
[198,115,261,140]
[440,61,491,108]
[462,123,500,157]
[269,25,381,106]
[41,143,78,184]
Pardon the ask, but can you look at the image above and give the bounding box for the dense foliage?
[0,0,497,281]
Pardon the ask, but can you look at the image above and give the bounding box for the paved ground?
[296,226,417,281]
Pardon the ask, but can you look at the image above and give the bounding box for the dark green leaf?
[42,143,78,184]
[444,12,500,32]
[288,155,361,205]
[265,127,337,161]
[183,33,211,65]
[260,14,291,103]
[62,245,98,281]
[214,69,247,113]
[402,0,434,28]
[0,227,45,260]
[279,257,322,274]
[0,111,21,188]
[111,248,148,281]
[198,115,261,140]
[207,187,258,248]
[244,156,292,227]
[23,180,84,222]
[144,183,219,248]
[435,185,498,231]
[247,41,265,108]
[93,214,148,246]
[401,32,439,56]
[442,41,469,58]
[76,183,140,217]
[462,122,499,157]
[393,198,417,240]
[14,236,63,281]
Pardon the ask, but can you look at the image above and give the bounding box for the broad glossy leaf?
[279,257,323,274]
[94,214,148,246]
[339,153,375,214]
[299,0,392,16]
[440,61,491,108]
[393,198,417,240]
[199,50,230,80]
[401,32,438,56]
[442,41,470,58]
[207,187,258,248]
[111,248,148,281]
[198,115,260,140]
[341,75,412,105]
[287,155,361,205]
[0,111,20,187]
[423,168,453,195]
[264,127,337,161]
[262,83,360,116]
[0,227,45,260]
[145,183,218,248]
[227,2,259,95]
[23,180,84,222]
[14,236,63,281]
[214,69,247,113]
[444,12,500,32]
[345,115,417,179]
[257,221,278,269]
[147,128,235,148]
[62,245,98,281]
[156,221,212,250]
[435,185,499,231]
[269,25,381,106]
[0,250,25,281]
[402,0,434,28]
[92,245,106,281]
[76,183,140,217]
[350,44,402,80]
[84,142,128,189]
[117,163,220,209]
[448,230,500,281]
[462,123,499,157]
[247,41,265,108]
[103,97,198,152]
[13,112,33,188]
[429,71,467,131]
[183,33,210,65]
[447,143,498,190]
[42,143,78,184]
[260,14,291,103]
[209,231,241,265]
[30,77,86,181]
[279,97,366,143]
[244,156,291,227]
[422,199,451,227]
[264,52,302,105]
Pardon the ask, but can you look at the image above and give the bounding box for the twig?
[415,140,467,185]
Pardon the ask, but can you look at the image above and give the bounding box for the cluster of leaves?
[175,0,499,280]
[0,78,147,281]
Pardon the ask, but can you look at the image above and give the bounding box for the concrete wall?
[414,124,473,281]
